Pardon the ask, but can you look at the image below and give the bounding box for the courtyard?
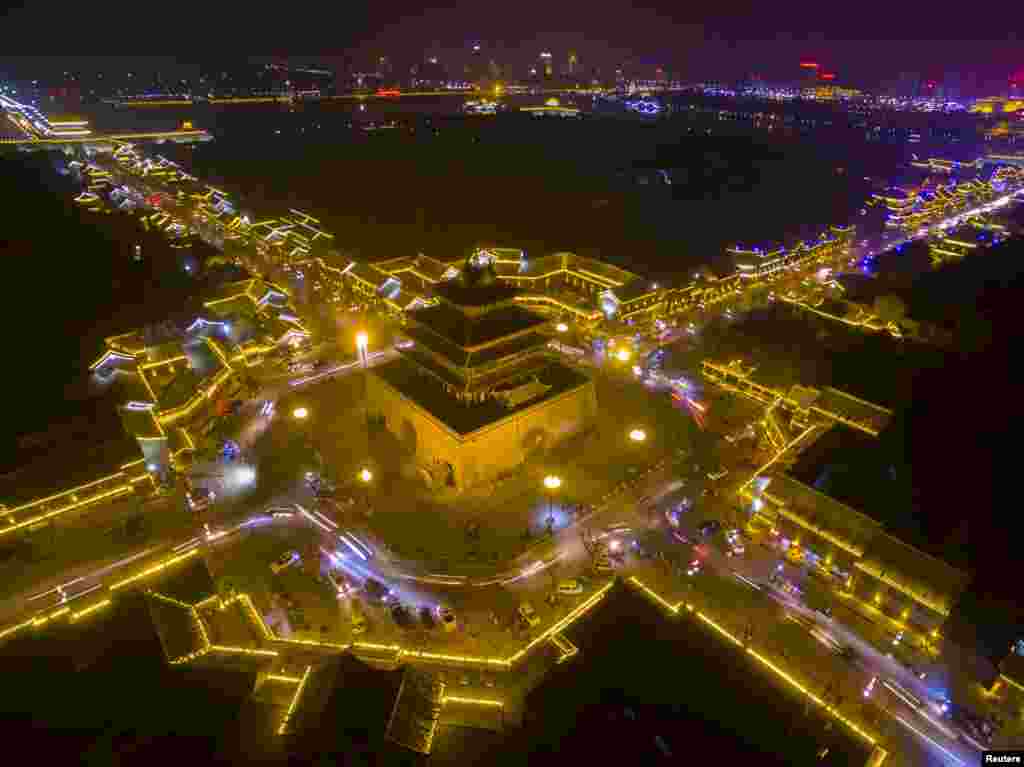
[257,364,703,574]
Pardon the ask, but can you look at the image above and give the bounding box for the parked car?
[271,550,301,575]
[593,556,614,574]
[699,520,722,537]
[518,602,541,628]
[363,578,391,603]
[390,602,414,628]
[350,608,368,635]
[557,579,584,595]
[438,606,457,632]
[186,487,215,513]
[327,569,352,597]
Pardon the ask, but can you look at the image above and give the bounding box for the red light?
[376,89,401,97]
[819,72,836,81]
[799,61,819,69]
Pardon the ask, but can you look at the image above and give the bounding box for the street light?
[292,406,309,420]
[356,330,368,368]
[357,466,373,508]
[542,475,562,534]
[555,322,569,333]
[616,348,631,362]
[629,428,647,443]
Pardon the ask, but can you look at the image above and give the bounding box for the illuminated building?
[520,98,581,117]
[729,226,854,281]
[539,52,553,79]
[970,97,1024,115]
[90,278,309,467]
[755,472,969,639]
[365,251,597,491]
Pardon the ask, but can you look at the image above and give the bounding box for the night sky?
[2,1,1021,92]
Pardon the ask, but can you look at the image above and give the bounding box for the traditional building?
[366,251,597,490]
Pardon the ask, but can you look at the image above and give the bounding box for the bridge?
[1,93,211,151]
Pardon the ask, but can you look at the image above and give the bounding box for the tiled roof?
[408,303,547,349]
[856,533,970,618]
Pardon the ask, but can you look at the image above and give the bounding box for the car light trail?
[89,545,164,579]
[338,533,368,561]
[295,503,334,533]
[312,509,338,530]
[29,577,85,602]
[889,713,966,767]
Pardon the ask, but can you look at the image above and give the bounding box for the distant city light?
[292,407,309,419]
[616,348,631,362]
[359,468,373,483]
[629,429,647,442]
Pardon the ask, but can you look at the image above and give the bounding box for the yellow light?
[292,406,309,419]
[555,322,569,333]
[629,428,647,443]
[278,665,313,735]
[443,696,504,708]
[615,348,631,362]
[543,475,562,490]
[874,593,882,604]
[355,331,368,351]
[359,468,373,483]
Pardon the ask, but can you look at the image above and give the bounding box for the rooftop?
[407,301,549,350]
[372,356,590,435]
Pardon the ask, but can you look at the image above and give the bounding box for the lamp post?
[358,467,373,509]
[356,330,369,368]
[543,475,562,534]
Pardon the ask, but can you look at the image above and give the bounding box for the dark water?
[90,98,880,278]
[0,153,220,466]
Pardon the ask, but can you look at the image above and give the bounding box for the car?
[518,602,541,628]
[699,520,722,537]
[186,487,215,512]
[836,645,857,663]
[363,578,391,603]
[438,606,457,632]
[390,602,414,628]
[271,550,301,575]
[419,606,436,629]
[593,556,614,574]
[327,569,352,597]
[350,608,368,635]
[557,579,584,595]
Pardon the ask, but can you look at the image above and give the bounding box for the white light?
[629,429,647,442]
[555,322,568,333]
[543,475,562,490]
[293,407,309,419]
